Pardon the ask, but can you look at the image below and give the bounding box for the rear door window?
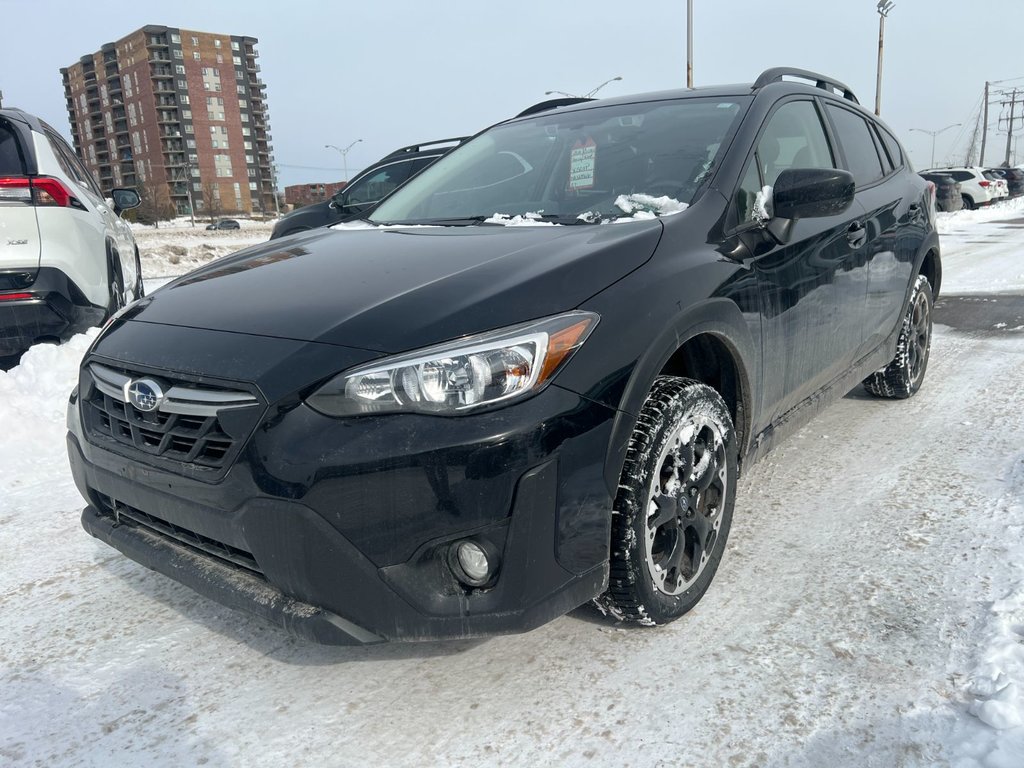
[826,104,885,187]
[43,127,102,197]
[0,119,27,175]
[876,126,904,169]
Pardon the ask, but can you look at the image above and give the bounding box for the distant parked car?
[924,166,999,209]
[982,170,1009,200]
[0,107,142,357]
[919,172,963,212]
[269,139,465,239]
[206,219,241,231]
[985,167,1024,197]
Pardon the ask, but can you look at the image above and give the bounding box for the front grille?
[94,494,263,576]
[82,362,262,473]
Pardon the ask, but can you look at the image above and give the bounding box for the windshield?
[369,96,749,225]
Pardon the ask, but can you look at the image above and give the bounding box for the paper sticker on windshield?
[569,138,596,190]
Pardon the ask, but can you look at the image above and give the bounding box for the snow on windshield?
[611,194,689,222]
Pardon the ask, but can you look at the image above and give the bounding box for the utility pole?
[1002,89,1021,167]
[686,0,693,88]
[875,1,894,116]
[981,81,990,166]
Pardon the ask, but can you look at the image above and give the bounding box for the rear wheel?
[595,376,737,626]
[962,194,974,210]
[862,275,933,399]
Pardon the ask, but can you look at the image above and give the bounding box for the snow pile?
[951,455,1024,765]
[967,586,1024,730]
[484,212,556,226]
[612,193,688,222]
[134,223,273,279]
[937,196,1024,234]
[0,331,96,488]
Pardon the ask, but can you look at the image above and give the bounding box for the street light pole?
[686,0,693,88]
[545,76,622,99]
[325,139,363,182]
[909,124,961,168]
[875,0,894,116]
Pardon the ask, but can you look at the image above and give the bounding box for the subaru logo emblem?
[125,378,164,412]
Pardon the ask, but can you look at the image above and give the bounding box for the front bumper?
[0,267,104,355]
[67,357,617,643]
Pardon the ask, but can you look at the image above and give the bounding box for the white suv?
[923,166,999,210]
[0,108,141,357]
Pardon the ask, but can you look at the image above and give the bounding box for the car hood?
[127,222,664,353]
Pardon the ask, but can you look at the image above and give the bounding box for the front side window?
[346,162,416,207]
[371,97,749,224]
[826,104,885,187]
[756,100,835,187]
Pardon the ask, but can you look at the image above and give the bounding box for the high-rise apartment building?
[61,25,276,217]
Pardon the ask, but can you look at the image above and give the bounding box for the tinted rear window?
[826,104,885,187]
[0,119,27,175]
[877,126,904,169]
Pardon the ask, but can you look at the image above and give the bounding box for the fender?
[600,296,760,495]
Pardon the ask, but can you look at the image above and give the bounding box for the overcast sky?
[4,0,1024,187]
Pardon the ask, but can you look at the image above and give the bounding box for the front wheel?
[862,274,933,399]
[594,376,737,626]
[106,258,125,318]
[134,250,145,300]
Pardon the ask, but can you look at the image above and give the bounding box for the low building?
[285,181,346,207]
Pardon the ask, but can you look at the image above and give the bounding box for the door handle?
[846,222,867,249]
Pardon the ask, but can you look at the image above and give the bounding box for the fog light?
[450,539,499,588]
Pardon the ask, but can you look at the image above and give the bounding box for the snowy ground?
[132,220,274,281]
[2,205,1024,767]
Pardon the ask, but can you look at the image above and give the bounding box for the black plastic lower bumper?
[0,268,104,355]
[67,369,616,644]
[81,504,385,645]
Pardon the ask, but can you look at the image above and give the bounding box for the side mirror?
[771,168,855,221]
[329,190,347,210]
[110,187,142,215]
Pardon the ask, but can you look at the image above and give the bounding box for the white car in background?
[923,166,1000,210]
[982,169,1009,200]
[0,108,141,357]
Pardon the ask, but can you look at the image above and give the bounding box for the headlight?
[307,311,599,417]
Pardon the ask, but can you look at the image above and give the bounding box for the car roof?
[0,108,44,132]
[501,67,865,125]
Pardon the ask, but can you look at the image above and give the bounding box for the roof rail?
[752,68,859,104]
[385,137,467,157]
[515,97,594,118]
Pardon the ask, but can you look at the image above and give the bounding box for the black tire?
[595,376,738,626]
[862,274,933,399]
[962,194,974,211]
[134,249,145,300]
[106,257,125,318]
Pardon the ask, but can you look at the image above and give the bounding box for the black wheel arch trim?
[600,297,759,496]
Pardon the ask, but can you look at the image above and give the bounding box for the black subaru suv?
[67,68,940,644]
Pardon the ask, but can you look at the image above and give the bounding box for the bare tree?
[201,180,222,221]
[135,180,175,226]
